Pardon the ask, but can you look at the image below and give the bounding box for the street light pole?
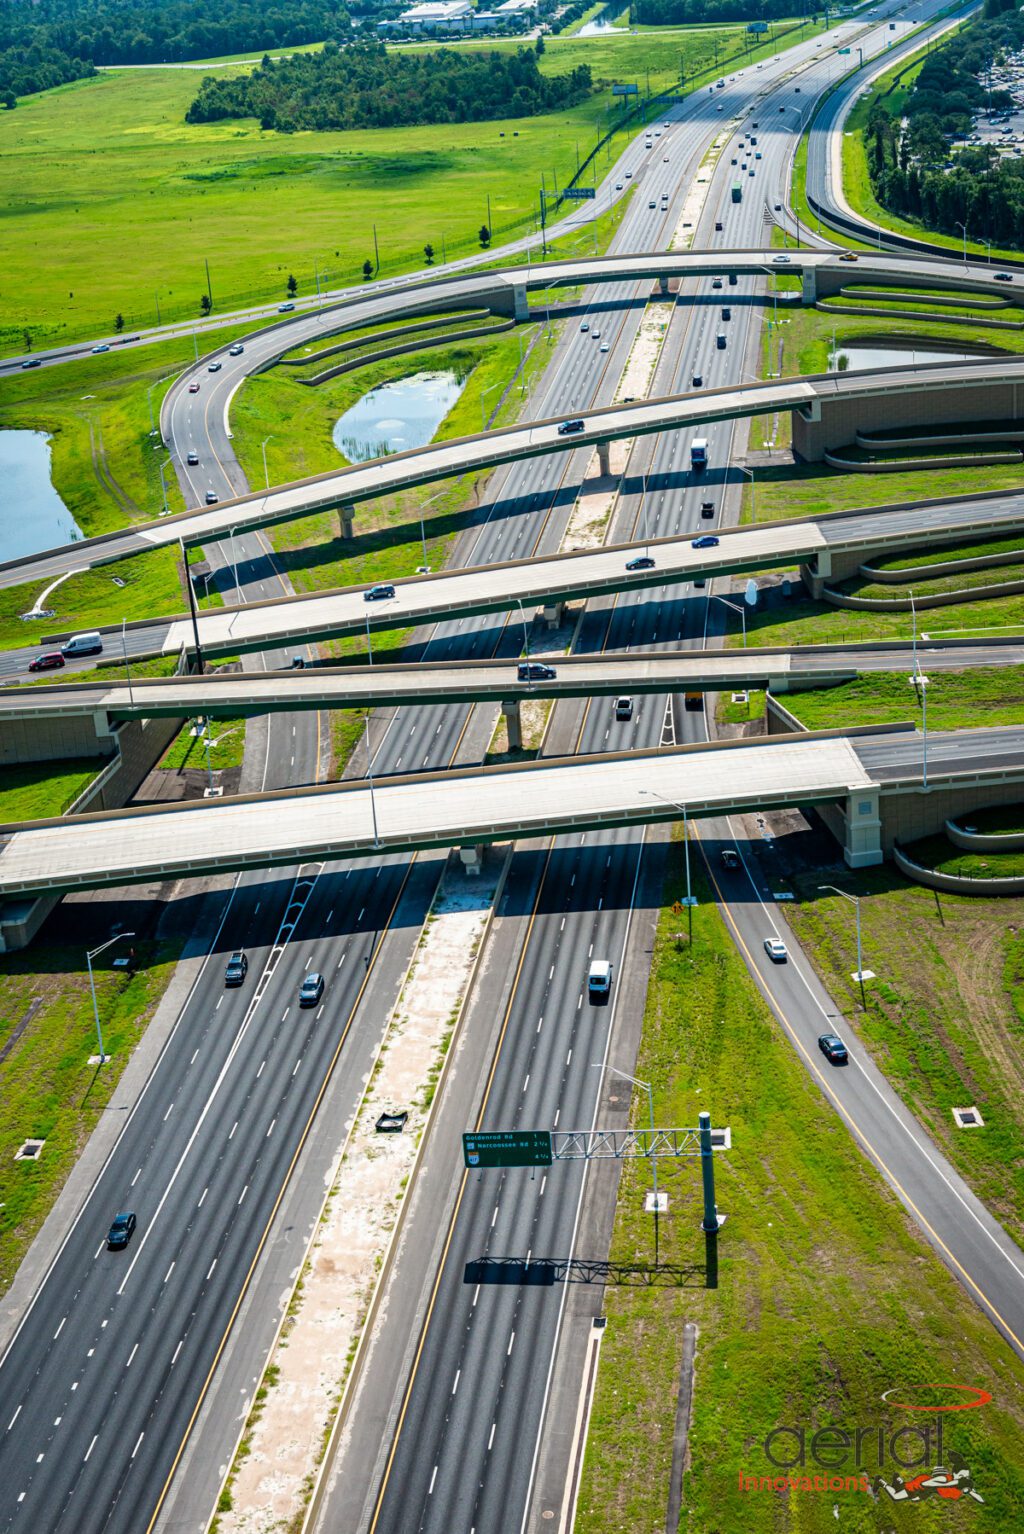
[640,790,693,942]
[86,932,136,1064]
[261,435,273,490]
[122,617,134,706]
[229,527,242,602]
[738,464,755,518]
[712,593,746,647]
[818,884,865,1006]
[956,220,968,271]
[593,1063,660,1265]
[365,712,380,847]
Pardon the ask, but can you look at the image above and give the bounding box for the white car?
[764,938,788,962]
[772,255,792,264]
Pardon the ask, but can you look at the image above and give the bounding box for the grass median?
[577,835,1024,1530]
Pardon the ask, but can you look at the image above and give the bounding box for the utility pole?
[373,223,380,275]
[180,538,205,675]
[204,258,213,308]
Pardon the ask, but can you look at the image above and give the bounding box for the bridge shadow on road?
[464,1254,709,1288]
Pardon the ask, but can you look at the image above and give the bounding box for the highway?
[4,5,1014,1534]
[5,635,1024,721]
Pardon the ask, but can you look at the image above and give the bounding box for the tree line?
[630,0,809,25]
[0,0,349,102]
[185,40,593,132]
[864,4,1024,249]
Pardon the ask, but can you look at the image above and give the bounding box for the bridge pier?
[338,503,355,539]
[513,283,530,322]
[542,601,565,629]
[801,268,818,304]
[459,844,486,876]
[658,274,671,298]
[843,785,883,868]
[596,442,611,477]
[501,699,523,751]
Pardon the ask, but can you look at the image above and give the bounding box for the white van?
[61,631,103,657]
[588,960,612,1001]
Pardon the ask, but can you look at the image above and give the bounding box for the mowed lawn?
[0,27,762,349]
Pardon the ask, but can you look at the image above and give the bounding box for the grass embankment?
[872,533,1024,571]
[577,838,1024,1531]
[784,668,1024,732]
[0,934,185,1293]
[903,833,1024,881]
[787,870,1024,1250]
[0,28,760,349]
[160,716,247,772]
[952,804,1024,836]
[841,561,1024,602]
[0,759,104,822]
[728,586,1024,649]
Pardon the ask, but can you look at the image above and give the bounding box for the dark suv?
[557,418,585,436]
[363,584,395,602]
[224,951,248,986]
[107,1211,137,1250]
[518,661,557,681]
[299,972,325,1007]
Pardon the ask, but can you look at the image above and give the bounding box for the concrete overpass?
[26,488,1024,667]
[6,636,1024,763]
[4,254,1024,595]
[4,725,1024,898]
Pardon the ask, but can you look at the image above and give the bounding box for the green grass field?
[783,668,1024,732]
[0,26,784,350]
[0,759,104,822]
[903,833,1024,880]
[577,836,1024,1531]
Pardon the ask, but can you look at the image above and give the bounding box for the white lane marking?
[566,1049,572,1065]
[238,1184,248,1206]
[452,1369,460,1396]
[126,1343,138,1369]
[256,1058,266,1079]
[70,1382,77,1392]
[130,1167,141,1187]
[198,1186,208,1208]
[540,1176,547,1196]
[428,1466,438,1496]
[53,1318,66,1340]
[163,1102,174,1122]
[229,1121,238,1140]
[326,910,334,924]
[292,1057,302,1076]
[507,1331,515,1356]
[207,1259,217,1281]
[164,1263,175,1284]
[472,1286,480,1308]
[94,1243,104,1259]
[172,1339,184,1365]
[266,1118,276,1138]
[84,1436,97,1462]
[7,1405,21,1431]
[491,1206,499,1229]
[190,1048,199,1065]
[131,1432,144,1460]
[536,1015,543,1033]
[522,1075,530,1094]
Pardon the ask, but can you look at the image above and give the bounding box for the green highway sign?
[563,187,596,201]
[463,1130,553,1168]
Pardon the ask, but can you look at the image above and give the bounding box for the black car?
[225,950,248,986]
[995,272,1014,282]
[557,418,585,436]
[692,535,719,549]
[187,451,199,466]
[721,849,739,869]
[364,584,395,602]
[205,491,219,505]
[692,374,703,388]
[818,1033,848,1065]
[21,358,41,369]
[715,220,723,231]
[107,1211,137,1250]
[208,361,222,373]
[626,555,655,571]
[700,501,715,519]
[299,972,325,1007]
[518,661,556,680]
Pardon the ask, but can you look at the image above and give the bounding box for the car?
[580,321,590,332]
[364,583,395,601]
[755,151,762,160]
[716,103,723,111]
[299,972,324,1007]
[721,849,739,869]
[693,576,707,589]
[649,199,657,208]
[728,273,737,285]
[721,306,731,320]
[600,342,609,352]
[518,661,556,680]
[749,169,755,177]
[229,344,245,356]
[205,491,219,504]
[92,344,110,354]
[615,695,634,720]
[700,500,715,518]
[279,301,296,312]
[592,329,601,339]
[838,251,859,263]
[626,555,655,571]
[731,156,738,165]
[794,85,801,92]
[764,938,788,962]
[995,271,1014,281]
[290,655,305,669]
[557,418,585,436]
[107,1211,137,1250]
[774,202,782,211]
[615,182,623,190]
[715,220,723,231]
[663,154,669,162]
[654,129,662,137]
[818,1033,848,1064]
[712,277,722,289]
[692,535,719,549]
[28,652,65,672]
[772,254,792,264]
[187,450,199,465]
[716,331,727,349]
[692,374,703,388]
[188,381,200,393]
[625,170,632,178]
[208,361,222,373]
[21,358,41,369]
[779,105,786,113]
[741,162,747,170]
[224,950,248,986]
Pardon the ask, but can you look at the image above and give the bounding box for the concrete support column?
[542,601,565,629]
[658,274,670,297]
[459,844,486,876]
[801,268,818,305]
[501,699,523,751]
[844,785,883,868]
[799,397,822,423]
[92,710,118,744]
[596,441,611,477]
[800,548,832,600]
[512,283,530,322]
[338,503,355,539]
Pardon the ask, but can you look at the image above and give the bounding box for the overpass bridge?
[3,726,1024,899]
[3,253,1023,595]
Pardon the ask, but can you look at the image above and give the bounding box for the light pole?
[122,617,134,706]
[592,1062,661,1265]
[365,712,380,847]
[86,932,136,1064]
[818,884,866,1006]
[228,527,242,601]
[737,464,755,519]
[158,456,172,515]
[516,598,531,664]
[147,380,160,437]
[481,379,502,431]
[955,220,968,271]
[712,592,746,647]
[640,789,693,942]
[261,435,273,489]
[910,587,918,679]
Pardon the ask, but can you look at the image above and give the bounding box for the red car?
[188,382,200,394]
[29,652,65,672]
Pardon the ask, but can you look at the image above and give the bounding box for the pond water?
[577,12,626,35]
[333,371,466,463]
[828,341,984,371]
[0,430,83,561]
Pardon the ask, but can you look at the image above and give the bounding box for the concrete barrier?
[833,287,1011,310]
[278,309,491,368]
[859,548,1024,583]
[946,818,1024,852]
[299,319,513,386]
[822,576,1024,611]
[893,841,1024,896]
[823,448,1021,473]
[818,302,1023,329]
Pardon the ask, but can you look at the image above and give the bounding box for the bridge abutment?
[501,699,523,751]
[338,503,356,539]
[596,442,611,477]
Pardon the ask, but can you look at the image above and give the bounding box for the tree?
[286,273,298,296]
[200,293,212,315]
[114,312,124,332]
[424,242,435,264]
[478,224,491,248]
[362,258,373,280]
[22,329,32,352]
[3,90,15,110]
[535,34,544,53]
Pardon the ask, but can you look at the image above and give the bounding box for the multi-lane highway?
[3,5,1013,1534]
